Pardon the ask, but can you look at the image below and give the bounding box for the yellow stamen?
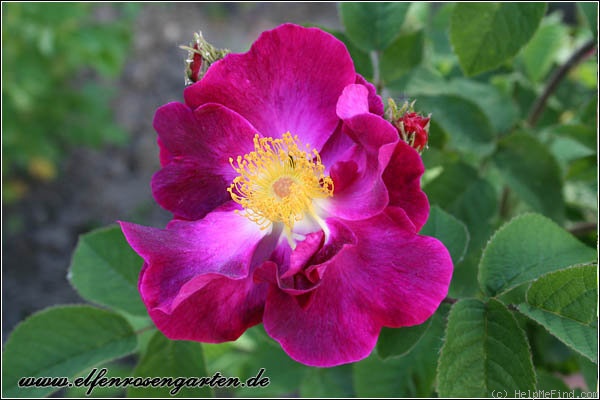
[227,132,333,238]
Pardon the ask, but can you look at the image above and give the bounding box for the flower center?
[228,132,333,239]
[272,176,294,198]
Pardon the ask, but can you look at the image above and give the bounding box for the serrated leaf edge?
[436,298,537,396]
[525,263,598,325]
[477,213,595,296]
[517,304,598,363]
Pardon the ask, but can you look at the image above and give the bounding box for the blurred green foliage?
[2,3,138,202]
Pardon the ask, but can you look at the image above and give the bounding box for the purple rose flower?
[120,24,453,367]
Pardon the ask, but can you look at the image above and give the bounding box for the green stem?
[370,50,383,93]
[134,325,156,335]
[498,186,512,220]
[500,40,595,221]
[527,38,595,127]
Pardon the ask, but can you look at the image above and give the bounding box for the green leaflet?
[518,264,598,363]
[479,214,597,296]
[69,225,146,316]
[340,2,411,52]
[437,299,536,397]
[2,306,137,398]
[450,3,546,75]
[493,132,565,223]
[127,331,212,397]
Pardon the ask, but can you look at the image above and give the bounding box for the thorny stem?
[501,38,595,220]
[527,38,596,126]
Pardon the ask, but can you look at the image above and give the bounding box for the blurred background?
[2,3,343,337]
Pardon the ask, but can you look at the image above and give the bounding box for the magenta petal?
[284,230,324,279]
[153,102,256,163]
[319,123,355,168]
[184,24,356,150]
[152,159,231,221]
[119,206,266,313]
[264,211,452,366]
[355,74,384,116]
[157,137,172,167]
[382,141,430,231]
[268,220,355,308]
[260,238,322,296]
[342,113,398,152]
[323,146,389,220]
[323,114,398,220]
[152,102,257,219]
[329,159,359,193]
[264,273,380,367]
[336,76,386,119]
[369,234,452,326]
[345,208,453,327]
[146,272,267,342]
[263,220,375,367]
[336,84,370,120]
